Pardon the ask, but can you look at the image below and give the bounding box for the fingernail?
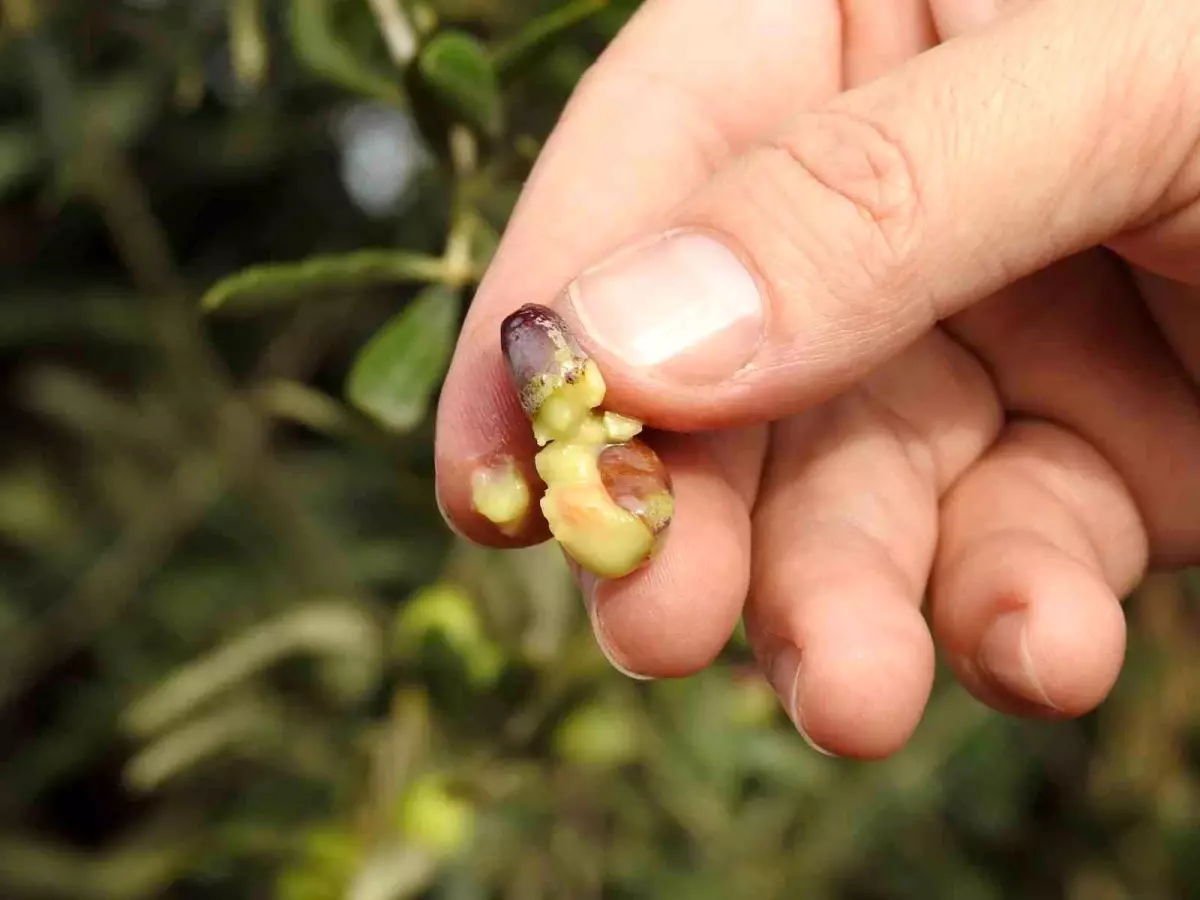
[977,611,1059,711]
[433,458,469,540]
[578,570,653,681]
[435,486,467,539]
[764,641,834,756]
[564,230,764,384]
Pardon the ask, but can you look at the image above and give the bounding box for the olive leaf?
[415,30,503,138]
[345,284,461,433]
[491,0,610,82]
[124,601,383,738]
[229,0,270,89]
[199,250,450,314]
[289,0,408,106]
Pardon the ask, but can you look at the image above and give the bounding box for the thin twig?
[365,0,417,66]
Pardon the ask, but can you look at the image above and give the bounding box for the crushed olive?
[472,303,674,578]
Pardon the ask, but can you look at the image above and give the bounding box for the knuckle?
[1122,1,1200,216]
[772,112,923,268]
[754,110,930,324]
[1071,0,1200,223]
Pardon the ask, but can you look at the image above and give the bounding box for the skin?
[435,0,1200,759]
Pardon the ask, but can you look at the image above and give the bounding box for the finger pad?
[936,534,1127,716]
[795,597,935,759]
[1026,570,1127,715]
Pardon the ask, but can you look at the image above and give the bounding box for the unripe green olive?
[397,773,476,857]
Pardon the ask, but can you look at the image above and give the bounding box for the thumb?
[550,0,1200,429]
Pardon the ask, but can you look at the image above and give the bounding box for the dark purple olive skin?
[499,304,589,419]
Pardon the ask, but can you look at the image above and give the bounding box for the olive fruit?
[470,303,674,579]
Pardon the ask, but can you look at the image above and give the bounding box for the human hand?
[434,0,1200,758]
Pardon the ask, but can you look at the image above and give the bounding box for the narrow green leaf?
[289,0,408,107]
[416,30,503,138]
[346,284,461,432]
[200,249,450,314]
[491,0,610,82]
[229,0,270,90]
[125,697,279,791]
[125,601,382,737]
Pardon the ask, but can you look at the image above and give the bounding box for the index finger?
[434,0,843,544]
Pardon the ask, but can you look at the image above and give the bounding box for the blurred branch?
[126,691,350,792]
[442,124,482,282]
[126,694,287,792]
[347,846,439,900]
[126,601,382,738]
[19,365,183,457]
[252,293,359,383]
[254,380,384,446]
[229,0,269,89]
[366,0,418,66]
[84,149,185,300]
[360,688,433,839]
[0,452,227,709]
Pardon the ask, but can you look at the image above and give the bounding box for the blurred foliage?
[0,1,1197,898]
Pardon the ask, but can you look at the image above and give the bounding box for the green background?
[0,1,1196,897]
